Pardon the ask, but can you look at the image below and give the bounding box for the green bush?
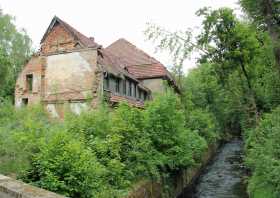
[185,108,220,144]
[245,106,280,197]
[0,92,213,197]
[145,92,207,171]
[110,103,158,180]
[21,131,109,198]
[0,102,51,175]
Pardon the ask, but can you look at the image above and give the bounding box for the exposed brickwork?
[15,16,177,118]
[15,55,45,107]
[41,23,77,54]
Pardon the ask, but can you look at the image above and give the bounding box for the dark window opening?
[137,88,141,99]
[134,83,137,98]
[104,75,109,90]
[115,78,120,93]
[123,80,127,95]
[26,74,33,92]
[22,98,28,106]
[140,91,144,100]
[128,81,132,96]
[144,92,147,100]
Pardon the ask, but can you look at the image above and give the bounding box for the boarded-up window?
[26,74,33,92]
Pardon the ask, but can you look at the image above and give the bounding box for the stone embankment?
[0,174,65,198]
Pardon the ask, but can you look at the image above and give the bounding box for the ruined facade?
[15,16,178,117]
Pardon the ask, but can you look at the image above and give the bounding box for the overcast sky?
[0,0,241,73]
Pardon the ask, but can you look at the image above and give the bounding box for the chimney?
[89,37,95,42]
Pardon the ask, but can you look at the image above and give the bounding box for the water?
[178,139,248,198]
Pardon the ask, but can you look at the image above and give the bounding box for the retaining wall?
[127,144,219,198]
[0,174,65,198]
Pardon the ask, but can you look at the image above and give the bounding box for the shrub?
[21,131,108,198]
[0,103,51,175]
[145,92,207,172]
[245,106,280,197]
[110,103,158,180]
[185,108,220,144]
[0,92,212,197]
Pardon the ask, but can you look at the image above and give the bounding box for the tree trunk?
[239,60,259,125]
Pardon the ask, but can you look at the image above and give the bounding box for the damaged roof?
[41,16,100,48]
[40,17,179,95]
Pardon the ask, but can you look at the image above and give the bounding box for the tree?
[197,8,262,126]
[145,8,263,127]
[0,9,32,100]
[144,23,195,87]
[0,47,11,101]
[240,0,280,73]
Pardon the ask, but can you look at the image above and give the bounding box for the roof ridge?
[111,38,160,64]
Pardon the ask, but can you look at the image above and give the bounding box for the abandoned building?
[15,16,179,117]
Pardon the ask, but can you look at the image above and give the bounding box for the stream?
[178,139,248,198]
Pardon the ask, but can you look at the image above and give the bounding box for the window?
[137,87,142,99]
[123,80,127,95]
[128,81,132,96]
[22,98,28,106]
[104,75,109,90]
[144,92,147,100]
[115,78,120,93]
[26,74,33,92]
[134,83,137,98]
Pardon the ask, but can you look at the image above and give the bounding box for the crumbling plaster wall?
[44,49,100,117]
[15,21,104,117]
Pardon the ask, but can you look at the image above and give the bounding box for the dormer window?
[26,74,33,92]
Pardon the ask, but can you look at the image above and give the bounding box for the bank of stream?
[178,139,248,198]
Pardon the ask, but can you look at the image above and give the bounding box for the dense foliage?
[0,2,280,197]
[245,107,280,198]
[0,91,217,197]
[0,9,32,101]
[145,4,280,198]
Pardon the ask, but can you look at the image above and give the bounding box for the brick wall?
[41,23,77,54]
[15,55,45,107]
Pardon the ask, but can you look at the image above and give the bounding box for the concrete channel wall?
[127,144,218,198]
[0,174,65,198]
